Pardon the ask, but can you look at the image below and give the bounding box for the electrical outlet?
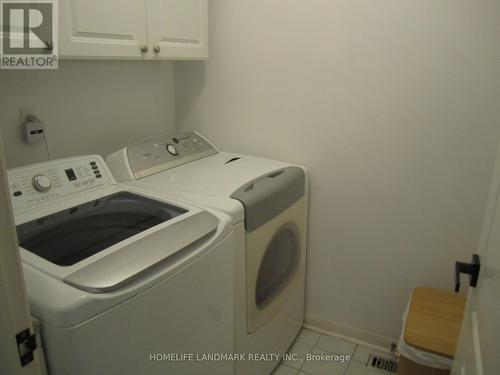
[24,121,45,144]
[20,107,45,144]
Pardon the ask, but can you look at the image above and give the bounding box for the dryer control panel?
[124,132,218,179]
[8,156,113,213]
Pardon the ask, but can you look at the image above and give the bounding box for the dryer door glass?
[16,192,187,266]
[255,223,300,309]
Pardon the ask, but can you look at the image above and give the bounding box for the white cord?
[42,124,52,160]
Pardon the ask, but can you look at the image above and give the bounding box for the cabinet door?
[146,0,208,59]
[60,0,148,59]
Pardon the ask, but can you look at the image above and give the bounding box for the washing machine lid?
[16,189,218,294]
[17,191,188,267]
[62,209,216,294]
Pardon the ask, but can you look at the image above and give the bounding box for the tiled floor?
[272,328,396,375]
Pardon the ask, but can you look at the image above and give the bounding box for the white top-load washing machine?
[7,155,234,375]
[107,132,309,375]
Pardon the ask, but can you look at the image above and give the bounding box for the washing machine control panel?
[127,132,218,179]
[8,156,113,213]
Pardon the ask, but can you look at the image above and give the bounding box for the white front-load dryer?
[8,155,235,375]
[107,132,309,375]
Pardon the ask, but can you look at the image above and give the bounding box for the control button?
[13,191,22,197]
[92,166,98,170]
[32,175,51,192]
[166,144,178,156]
[96,174,102,179]
[94,170,100,174]
[173,137,179,144]
[90,162,96,166]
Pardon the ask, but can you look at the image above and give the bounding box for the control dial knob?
[32,174,51,192]
[166,144,179,156]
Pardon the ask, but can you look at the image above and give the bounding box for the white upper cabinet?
[147,0,208,59]
[60,0,149,59]
[59,0,208,60]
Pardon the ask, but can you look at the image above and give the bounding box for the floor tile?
[300,348,349,375]
[273,363,298,375]
[314,335,356,356]
[296,328,321,346]
[352,345,393,365]
[345,360,384,375]
[284,340,313,369]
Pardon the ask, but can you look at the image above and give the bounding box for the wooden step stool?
[398,287,466,375]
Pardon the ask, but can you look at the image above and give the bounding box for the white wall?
[0,60,175,168]
[176,0,500,339]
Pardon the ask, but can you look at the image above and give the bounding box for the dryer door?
[245,197,306,334]
[255,223,300,309]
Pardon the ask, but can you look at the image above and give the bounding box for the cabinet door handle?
[455,254,480,292]
[153,45,161,54]
[140,45,148,53]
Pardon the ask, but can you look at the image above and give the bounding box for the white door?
[146,0,208,59]
[59,0,148,58]
[0,135,43,375]
[451,144,500,374]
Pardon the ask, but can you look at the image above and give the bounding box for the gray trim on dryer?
[231,167,305,232]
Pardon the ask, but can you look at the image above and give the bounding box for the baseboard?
[304,313,397,353]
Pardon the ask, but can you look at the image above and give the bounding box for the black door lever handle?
[455,254,480,292]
